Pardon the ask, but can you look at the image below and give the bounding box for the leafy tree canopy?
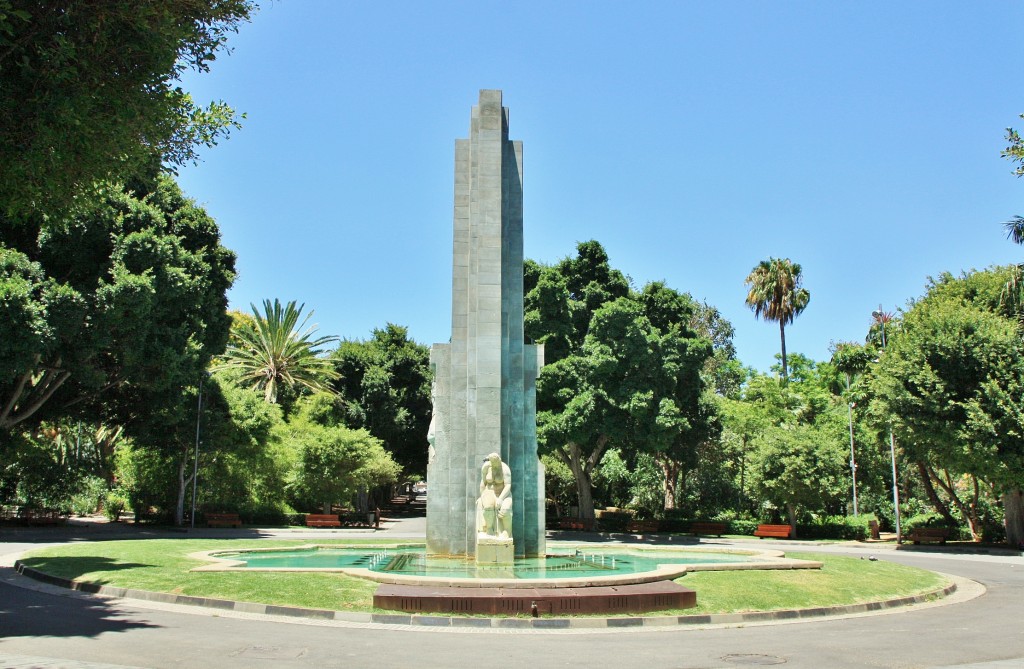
[328,324,432,475]
[1,174,235,436]
[0,0,254,218]
[526,241,716,516]
[282,416,400,514]
[867,268,1024,492]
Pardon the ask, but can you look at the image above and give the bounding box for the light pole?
[873,306,901,544]
[190,373,206,530]
[846,373,858,516]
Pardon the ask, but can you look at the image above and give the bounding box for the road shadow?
[0,569,160,639]
[15,555,152,583]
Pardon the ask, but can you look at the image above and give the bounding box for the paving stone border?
[13,559,958,630]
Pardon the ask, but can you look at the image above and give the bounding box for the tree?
[0,0,254,219]
[328,324,432,476]
[690,301,743,397]
[526,241,715,518]
[748,422,849,534]
[1002,115,1024,178]
[284,420,400,514]
[214,299,340,404]
[744,258,810,381]
[1,175,236,436]
[189,377,287,519]
[526,241,629,520]
[867,269,1024,544]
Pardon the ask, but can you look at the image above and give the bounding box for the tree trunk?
[779,320,788,381]
[175,457,187,526]
[562,442,595,520]
[558,437,610,522]
[786,502,798,538]
[1004,489,1024,548]
[932,468,982,541]
[917,461,958,528]
[657,454,682,511]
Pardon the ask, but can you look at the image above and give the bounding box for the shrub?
[901,512,967,539]
[104,489,128,522]
[728,519,759,536]
[797,515,873,540]
[596,510,632,532]
[70,476,108,516]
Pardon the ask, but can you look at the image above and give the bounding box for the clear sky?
[176,1,1024,373]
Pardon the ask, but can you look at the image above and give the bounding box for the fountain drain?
[720,654,786,665]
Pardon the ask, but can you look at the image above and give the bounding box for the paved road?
[1,521,1022,669]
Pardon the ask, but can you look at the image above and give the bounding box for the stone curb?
[13,559,958,630]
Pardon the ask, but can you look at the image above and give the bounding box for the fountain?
[376,90,697,614]
[190,92,823,615]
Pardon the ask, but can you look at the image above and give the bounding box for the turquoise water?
[215,547,755,578]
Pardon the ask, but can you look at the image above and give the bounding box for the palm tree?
[744,258,810,381]
[214,299,340,403]
[1003,217,1024,313]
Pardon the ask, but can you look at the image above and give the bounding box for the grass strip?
[18,542,950,616]
[680,551,950,614]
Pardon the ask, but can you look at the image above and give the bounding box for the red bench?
[690,522,727,537]
[754,524,792,539]
[909,527,950,545]
[625,519,660,533]
[557,517,594,531]
[305,514,341,528]
[206,513,241,528]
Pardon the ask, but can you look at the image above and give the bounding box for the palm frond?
[212,298,340,403]
[1005,216,1024,246]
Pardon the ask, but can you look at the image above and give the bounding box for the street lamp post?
[190,373,205,531]
[873,306,901,544]
[846,373,858,516]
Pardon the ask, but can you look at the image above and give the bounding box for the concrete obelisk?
[426,90,545,559]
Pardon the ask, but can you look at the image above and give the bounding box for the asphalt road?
[1,524,1022,669]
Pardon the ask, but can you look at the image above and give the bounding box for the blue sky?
[177,2,1024,373]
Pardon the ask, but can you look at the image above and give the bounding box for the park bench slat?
[754,524,792,539]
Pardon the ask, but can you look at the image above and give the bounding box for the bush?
[104,489,128,522]
[595,510,632,532]
[901,512,967,539]
[797,515,874,540]
[70,476,108,516]
[728,519,759,536]
[238,506,293,526]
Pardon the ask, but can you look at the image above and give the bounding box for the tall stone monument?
[426,90,545,560]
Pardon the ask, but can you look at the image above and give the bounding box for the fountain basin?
[190,544,820,589]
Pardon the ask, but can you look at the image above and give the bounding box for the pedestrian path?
[0,654,148,669]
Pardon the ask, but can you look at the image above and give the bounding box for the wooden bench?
[18,509,66,526]
[557,517,594,531]
[690,522,727,537]
[206,512,241,528]
[625,519,660,533]
[754,524,792,539]
[909,527,950,545]
[341,509,381,529]
[305,514,341,528]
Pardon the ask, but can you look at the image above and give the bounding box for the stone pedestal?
[475,537,514,565]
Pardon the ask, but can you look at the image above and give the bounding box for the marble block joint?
[427,90,545,559]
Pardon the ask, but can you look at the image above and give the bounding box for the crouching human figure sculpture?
[477,452,513,540]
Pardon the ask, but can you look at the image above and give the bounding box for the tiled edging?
[13,559,957,630]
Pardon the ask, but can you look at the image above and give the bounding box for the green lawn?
[18,541,951,616]
[683,551,949,614]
